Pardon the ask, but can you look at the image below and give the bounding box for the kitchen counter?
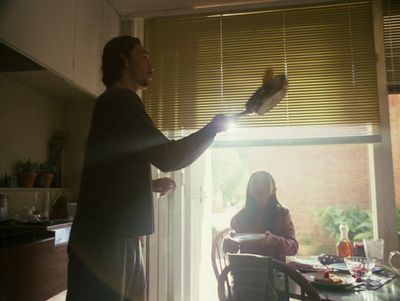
[0,219,72,248]
[0,219,71,301]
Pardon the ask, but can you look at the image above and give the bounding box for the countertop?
[0,219,72,248]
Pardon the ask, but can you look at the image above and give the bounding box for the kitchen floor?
[47,290,66,301]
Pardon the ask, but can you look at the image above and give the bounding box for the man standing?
[67,36,229,301]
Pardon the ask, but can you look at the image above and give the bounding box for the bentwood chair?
[218,254,321,301]
[211,228,232,280]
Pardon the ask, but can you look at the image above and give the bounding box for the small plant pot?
[18,172,38,188]
[35,173,54,188]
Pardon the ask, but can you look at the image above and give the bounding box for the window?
[210,143,374,256]
[383,0,400,243]
[383,0,400,93]
[197,141,374,300]
[142,1,398,301]
[144,1,379,134]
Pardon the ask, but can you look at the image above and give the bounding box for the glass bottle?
[336,222,353,257]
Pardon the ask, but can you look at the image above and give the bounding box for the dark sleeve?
[109,92,218,172]
[145,124,217,172]
[269,210,299,256]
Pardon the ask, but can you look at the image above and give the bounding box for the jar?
[0,194,9,221]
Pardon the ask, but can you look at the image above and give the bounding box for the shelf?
[0,187,69,192]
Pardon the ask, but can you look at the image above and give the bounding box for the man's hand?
[152,177,176,196]
[210,114,232,133]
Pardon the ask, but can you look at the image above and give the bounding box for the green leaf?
[316,206,373,242]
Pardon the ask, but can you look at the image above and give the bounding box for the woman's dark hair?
[101,35,141,87]
[244,171,281,231]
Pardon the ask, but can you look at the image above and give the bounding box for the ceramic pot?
[18,172,37,187]
[36,173,54,188]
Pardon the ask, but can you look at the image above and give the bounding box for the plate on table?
[229,233,265,243]
[306,273,355,288]
[328,262,349,273]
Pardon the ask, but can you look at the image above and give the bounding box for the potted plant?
[16,159,38,188]
[36,162,56,188]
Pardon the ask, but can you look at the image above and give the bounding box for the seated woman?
[226,171,299,262]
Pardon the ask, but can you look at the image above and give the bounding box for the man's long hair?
[101,35,141,87]
[244,171,282,231]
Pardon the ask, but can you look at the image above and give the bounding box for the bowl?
[344,256,375,279]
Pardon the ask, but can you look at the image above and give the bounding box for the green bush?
[316,206,373,241]
[211,149,250,207]
[316,206,400,242]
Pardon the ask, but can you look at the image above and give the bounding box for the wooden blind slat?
[383,0,400,93]
[144,1,379,132]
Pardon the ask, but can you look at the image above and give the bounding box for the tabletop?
[314,275,400,301]
[282,272,400,301]
[286,257,400,301]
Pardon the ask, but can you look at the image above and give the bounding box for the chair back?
[211,228,231,280]
[218,254,321,301]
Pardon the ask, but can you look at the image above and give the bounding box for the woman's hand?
[152,177,176,196]
[262,231,278,247]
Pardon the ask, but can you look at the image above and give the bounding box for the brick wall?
[213,96,400,255]
[246,144,371,253]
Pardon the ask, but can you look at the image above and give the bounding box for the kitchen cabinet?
[101,0,121,48]
[0,0,119,211]
[74,0,103,96]
[73,0,121,95]
[73,0,120,95]
[0,238,67,301]
[0,0,76,80]
[0,0,120,96]
[0,221,71,301]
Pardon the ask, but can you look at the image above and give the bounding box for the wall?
[389,94,400,208]
[0,75,64,176]
[0,74,95,216]
[0,75,64,214]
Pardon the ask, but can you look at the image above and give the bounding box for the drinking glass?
[363,238,384,262]
[34,191,51,220]
[344,256,375,279]
[67,202,77,220]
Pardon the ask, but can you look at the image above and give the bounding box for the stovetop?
[0,219,71,248]
[0,227,54,248]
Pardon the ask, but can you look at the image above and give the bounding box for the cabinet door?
[73,0,103,96]
[73,0,120,96]
[0,0,75,79]
[101,0,121,49]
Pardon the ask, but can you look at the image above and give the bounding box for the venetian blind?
[383,0,400,93]
[144,1,379,132]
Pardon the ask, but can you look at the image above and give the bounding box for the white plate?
[229,233,265,243]
[328,262,349,273]
[306,274,355,288]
